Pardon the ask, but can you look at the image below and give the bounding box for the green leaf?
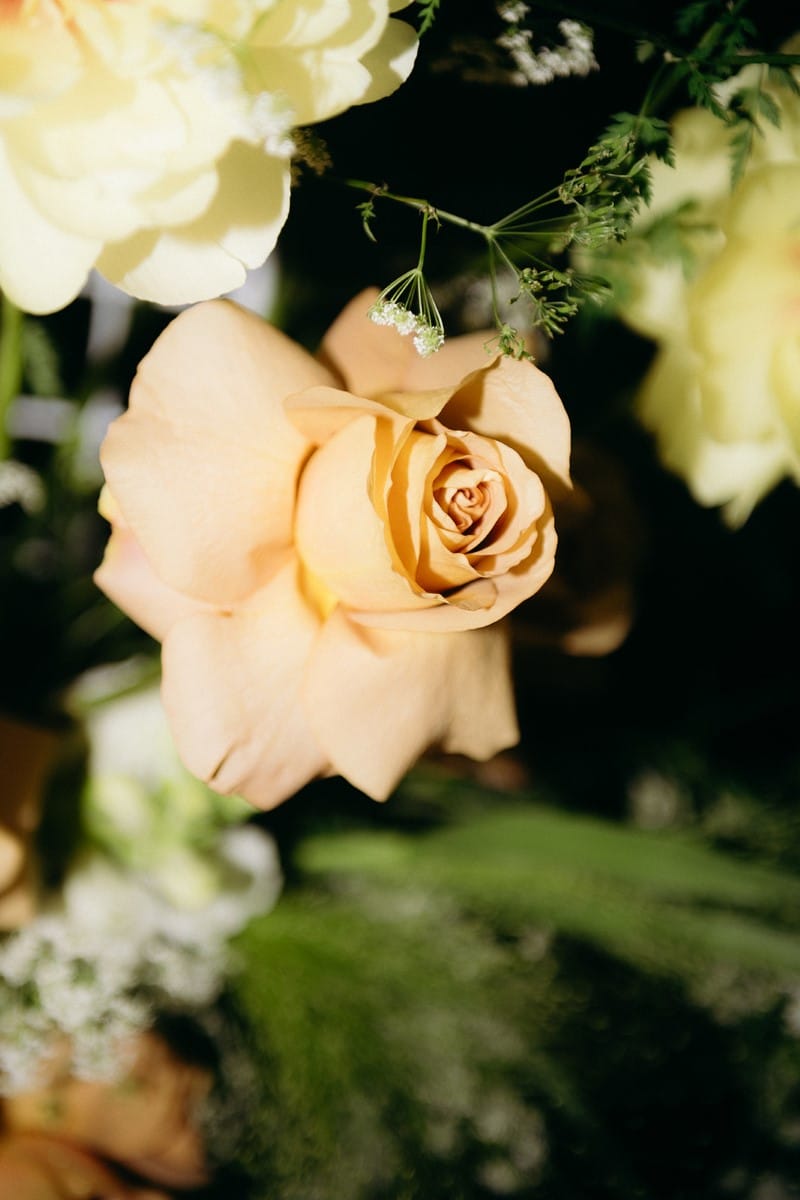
[415,0,441,36]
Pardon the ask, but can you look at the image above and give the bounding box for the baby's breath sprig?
[368,210,445,357]
[349,138,649,355]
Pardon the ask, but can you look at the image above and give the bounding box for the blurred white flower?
[598,57,800,524]
[0,0,417,313]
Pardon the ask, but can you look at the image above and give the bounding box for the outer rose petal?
[161,561,328,810]
[101,300,334,605]
[94,523,208,642]
[304,607,519,800]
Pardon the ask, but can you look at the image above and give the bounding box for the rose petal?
[351,504,558,632]
[294,412,438,613]
[94,524,207,642]
[285,384,398,444]
[442,356,572,497]
[101,300,334,605]
[305,607,519,800]
[161,561,328,810]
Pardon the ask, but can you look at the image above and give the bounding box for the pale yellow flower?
[0,0,417,313]
[601,59,800,524]
[96,292,572,809]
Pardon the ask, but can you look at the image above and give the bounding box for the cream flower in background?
[599,60,800,524]
[95,291,571,809]
[0,0,417,313]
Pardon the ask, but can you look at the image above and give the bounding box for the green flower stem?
[347,180,568,262]
[347,179,492,239]
[0,293,23,460]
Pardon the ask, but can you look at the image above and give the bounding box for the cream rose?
[0,0,417,314]
[597,60,800,525]
[96,292,571,808]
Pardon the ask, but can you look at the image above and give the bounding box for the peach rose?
[96,292,571,807]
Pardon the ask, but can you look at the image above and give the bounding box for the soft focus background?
[2,2,800,1198]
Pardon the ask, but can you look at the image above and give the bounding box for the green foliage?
[728,66,782,181]
[229,887,561,1199]
[357,195,379,243]
[415,0,441,36]
[299,794,800,981]
[22,321,63,398]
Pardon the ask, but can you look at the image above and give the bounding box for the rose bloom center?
[432,462,505,539]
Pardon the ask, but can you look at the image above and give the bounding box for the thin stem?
[416,210,430,271]
[346,180,492,237]
[0,293,23,460]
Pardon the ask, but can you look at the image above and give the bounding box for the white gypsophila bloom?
[498,18,597,87]
[0,0,418,314]
[369,299,420,335]
[0,459,45,513]
[0,824,281,1094]
[498,2,530,23]
[368,299,444,356]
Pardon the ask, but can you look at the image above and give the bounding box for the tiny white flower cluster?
[368,299,445,357]
[0,460,45,514]
[498,12,597,87]
[0,826,280,1095]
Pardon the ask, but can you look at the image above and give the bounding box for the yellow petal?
[161,561,327,810]
[101,300,333,605]
[357,16,419,106]
[0,147,100,314]
[637,344,790,525]
[304,608,519,800]
[97,144,291,305]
